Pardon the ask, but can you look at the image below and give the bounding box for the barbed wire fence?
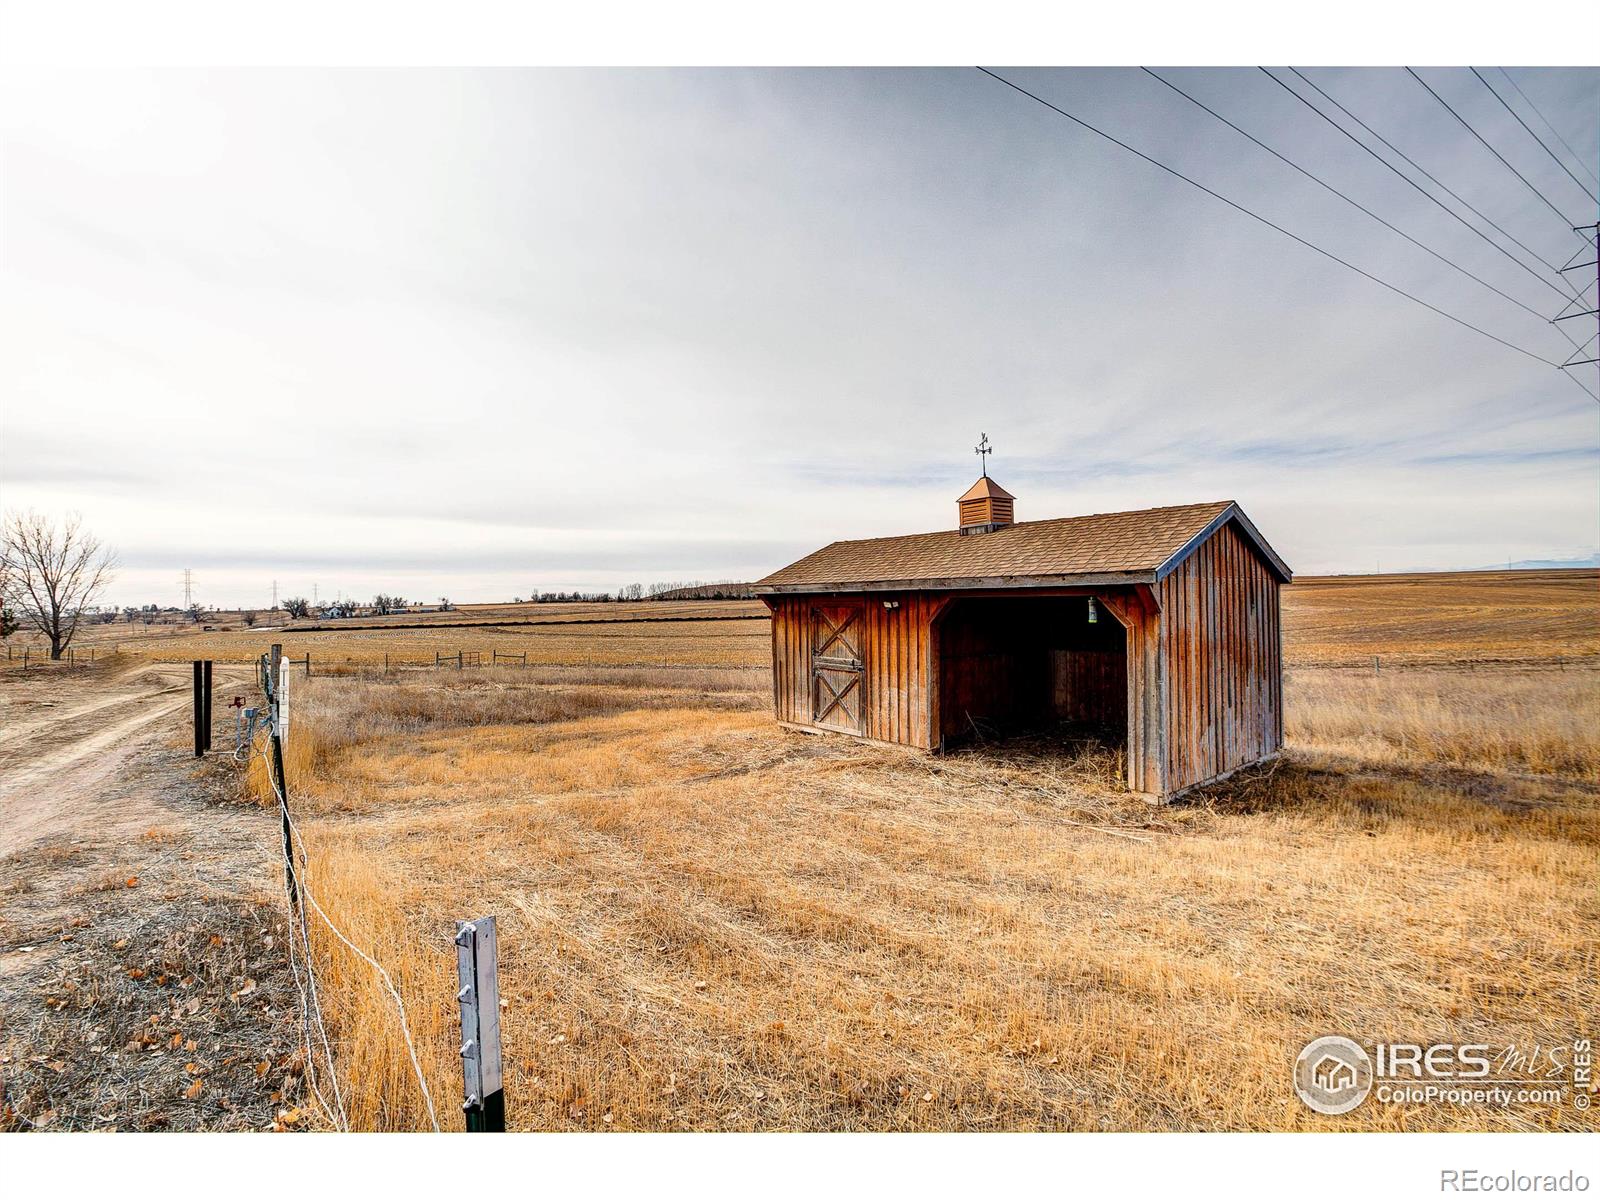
[253,643,442,1132]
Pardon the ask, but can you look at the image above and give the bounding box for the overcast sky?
[2,66,1596,608]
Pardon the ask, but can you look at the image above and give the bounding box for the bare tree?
[1,512,117,659]
[0,556,18,641]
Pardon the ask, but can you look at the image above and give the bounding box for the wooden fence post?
[202,660,214,752]
[455,916,505,1132]
[192,661,205,757]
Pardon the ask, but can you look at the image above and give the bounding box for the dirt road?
[0,663,230,858]
[0,660,305,1131]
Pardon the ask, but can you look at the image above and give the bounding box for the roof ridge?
[822,499,1235,549]
[754,499,1287,591]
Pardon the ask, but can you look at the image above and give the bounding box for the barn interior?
[936,595,1127,748]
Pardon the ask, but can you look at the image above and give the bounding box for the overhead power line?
[974,67,1563,369]
[1140,67,1552,324]
[1496,67,1600,190]
[1263,68,1597,403]
[1405,67,1579,231]
[1470,67,1598,206]
[1264,68,1572,299]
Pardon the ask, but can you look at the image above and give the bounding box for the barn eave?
[750,569,1156,596]
[1153,503,1293,585]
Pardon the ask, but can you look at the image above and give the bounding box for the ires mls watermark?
[1293,1035,1593,1115]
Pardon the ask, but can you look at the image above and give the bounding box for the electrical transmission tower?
[182,569,194,608]
[1555,223,1599,387]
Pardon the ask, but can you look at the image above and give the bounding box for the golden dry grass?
[1288,665,1600,779]
[225,574,1600,1132]
[121,617,770,671]
[1285,569,1600,666]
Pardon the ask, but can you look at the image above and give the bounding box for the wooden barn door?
[810,602,865,734]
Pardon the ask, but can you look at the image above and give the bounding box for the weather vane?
[974,432,992,478]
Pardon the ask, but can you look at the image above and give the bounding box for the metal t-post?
[455,917,505,1131]
[269,644,299,913]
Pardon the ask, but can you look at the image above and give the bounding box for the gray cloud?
[1,66,1596,606]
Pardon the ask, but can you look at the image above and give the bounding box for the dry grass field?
[2,600,768,669]
[96,571,1600,1131]
[1282,569,1600,666]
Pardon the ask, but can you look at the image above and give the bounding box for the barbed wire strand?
[281,883,344,1129]
[260,735,349,1130]
[259,739,442,1131]
[254,669,345,1129]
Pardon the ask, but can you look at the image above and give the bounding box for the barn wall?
[1050,646,1126,724]
[766,595,809,726]
[861,593,940,748]
[1156,521,1283,793]
[1098,589,1162,796]
[764,593,940,749]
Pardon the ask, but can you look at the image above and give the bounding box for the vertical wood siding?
[1101,589,1163,796]
[1155,521,1282,793]
[1049,649,1125,723]
[764,517,1281,801]
[860,593,938,748]
[765,593,939,749]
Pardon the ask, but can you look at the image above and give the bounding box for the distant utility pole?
[272,580,279,610]
[313,584,319,605]
[182,569,194,608]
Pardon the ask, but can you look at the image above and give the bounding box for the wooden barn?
[752,476,1292,801]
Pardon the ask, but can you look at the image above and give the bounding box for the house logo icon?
[1294,1036,1373,1115]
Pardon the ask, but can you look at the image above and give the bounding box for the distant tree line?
[276,594,456,620]
[643,580,755,601]
[514,580,754,604]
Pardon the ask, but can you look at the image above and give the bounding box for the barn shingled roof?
[754,500,1291,593]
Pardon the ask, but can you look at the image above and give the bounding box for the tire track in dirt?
[1,662,301,1131]
[0,666,242,860]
